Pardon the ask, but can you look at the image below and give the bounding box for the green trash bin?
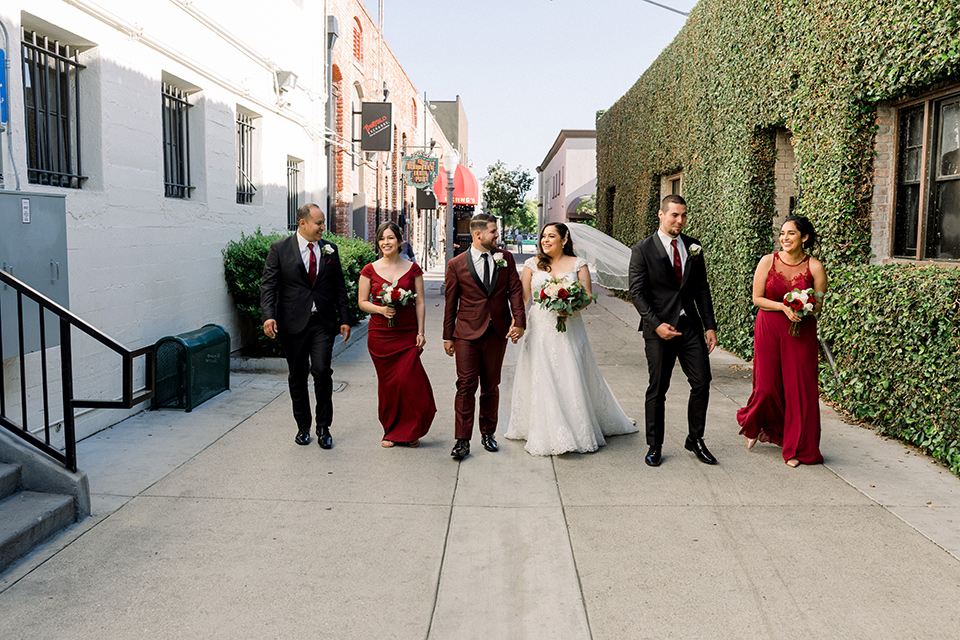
[152,324,231,411]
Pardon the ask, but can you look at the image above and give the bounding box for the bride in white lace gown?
[505,223,637,456]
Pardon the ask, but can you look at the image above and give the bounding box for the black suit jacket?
[628,232,716,339]
[260,234,351,335]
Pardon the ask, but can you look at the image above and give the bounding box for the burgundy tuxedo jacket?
[443,250,525,341]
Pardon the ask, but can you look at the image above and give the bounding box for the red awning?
[433,164,479,206]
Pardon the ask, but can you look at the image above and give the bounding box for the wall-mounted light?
[276,70,298,93]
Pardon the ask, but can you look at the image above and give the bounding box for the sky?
[361,0,697,195]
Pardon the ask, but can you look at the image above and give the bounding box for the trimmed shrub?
[222,228,376,356]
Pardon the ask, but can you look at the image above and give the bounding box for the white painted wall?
[0,0,330,442]
[537,133,596,228]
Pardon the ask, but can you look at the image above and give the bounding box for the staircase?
[0,462,75,573]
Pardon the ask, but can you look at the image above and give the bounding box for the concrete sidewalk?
[1,263,959,639]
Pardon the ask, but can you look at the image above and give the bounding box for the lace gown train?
[506,257,637,456]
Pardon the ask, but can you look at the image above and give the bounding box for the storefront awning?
[433,164,480,206]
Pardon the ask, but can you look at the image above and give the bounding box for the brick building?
[326,0,455,266]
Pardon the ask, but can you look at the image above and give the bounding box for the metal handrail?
[0,269,154,471]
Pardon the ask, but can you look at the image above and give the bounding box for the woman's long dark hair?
[783,215,817,250]
[537,222,576,272]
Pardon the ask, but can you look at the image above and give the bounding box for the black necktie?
[482,253,490,289]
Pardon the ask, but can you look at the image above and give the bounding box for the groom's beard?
[480,239,497,252]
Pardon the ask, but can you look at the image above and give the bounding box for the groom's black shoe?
[451,439,470,460]
[685,436,717,464]
[295,430,311,446]
[317,427,333,450]
[644,445,662,467]
[481,434,499,452]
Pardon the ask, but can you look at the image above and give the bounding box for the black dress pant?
[643,316,712,446]
[280,314,336,434]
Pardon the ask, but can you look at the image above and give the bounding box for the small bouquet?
[782,287,822,337]
[376,280,416,327]
[537,276,598,332]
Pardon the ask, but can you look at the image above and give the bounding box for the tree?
[482,161,534,229]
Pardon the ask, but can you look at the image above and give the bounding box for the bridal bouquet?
[782,287,821,337]
[537,276,597,333]
[376,280,416,327]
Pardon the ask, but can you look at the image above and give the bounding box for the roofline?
[536,129,596,173]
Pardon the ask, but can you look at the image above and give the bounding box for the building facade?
[0,0,455,444]
[536,130,596,229]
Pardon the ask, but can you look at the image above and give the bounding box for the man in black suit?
[261,203,351,449]
[629,194,718,467]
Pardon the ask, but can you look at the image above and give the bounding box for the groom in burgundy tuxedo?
[443,213,525,460]
[629,194,718,467]
[261,203,352,450]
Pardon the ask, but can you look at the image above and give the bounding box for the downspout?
[0,17,22,190]
[325,10,338,230]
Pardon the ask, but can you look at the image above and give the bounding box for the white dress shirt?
[469,245,493,285]
[296,231,318,311]
[657,229,686,315]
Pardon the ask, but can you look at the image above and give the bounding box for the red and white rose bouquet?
[537,276,598,332]
[376,280,416,327]
[782,287,820,336]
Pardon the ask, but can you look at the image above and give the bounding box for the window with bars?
[894,89,960,260]
[287,159,302,231]
[21,29,86,189]
[236,112,257,204]
[162,83,193,199]
[353,18,363,62]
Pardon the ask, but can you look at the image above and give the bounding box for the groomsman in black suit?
[261,203,352,449]
[629,194,718,467]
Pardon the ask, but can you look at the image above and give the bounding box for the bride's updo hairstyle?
[783,215,817,250]
[537,222,576,272]
[374,221,403,255]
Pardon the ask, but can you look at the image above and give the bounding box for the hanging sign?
[402,153,439,189]
[360,102,392,151]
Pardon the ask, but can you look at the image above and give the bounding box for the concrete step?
[0,463,21,501]
[0,490,75,573]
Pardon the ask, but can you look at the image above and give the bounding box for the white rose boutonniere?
[688,243,702,258]
[493,252,508,269]
[322,244,335,256]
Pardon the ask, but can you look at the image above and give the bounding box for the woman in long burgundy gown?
[737,215,828,467]
[357,222,436,447]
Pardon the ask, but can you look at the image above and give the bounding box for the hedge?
[596,0,960,473]
[222,228,377,356]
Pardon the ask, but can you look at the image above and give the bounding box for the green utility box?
[152,324,230,411]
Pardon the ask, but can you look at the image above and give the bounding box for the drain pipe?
[0,17,22,190]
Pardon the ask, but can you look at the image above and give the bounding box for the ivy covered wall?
[597,0,960,472]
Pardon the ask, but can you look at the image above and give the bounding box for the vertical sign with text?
[360,102,392,152]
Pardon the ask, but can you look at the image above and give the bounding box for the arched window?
[353,18,363,62]
[412,98,418,128]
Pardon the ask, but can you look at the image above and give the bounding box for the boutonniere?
[322,244,335,256]
[688,244,702,258]
[492,252,507,269]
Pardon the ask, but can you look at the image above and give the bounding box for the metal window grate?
[287,160,302,231]
[236,113,257,204]
[21,29,86,189]
[162,83,193,199]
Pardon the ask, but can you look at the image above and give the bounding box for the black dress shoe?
[295,431,311,446]
[685,436,717,464]
[317,427,333,450]
[451,439,470,460]
[645,445,662,467]
[481,434,499,452]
